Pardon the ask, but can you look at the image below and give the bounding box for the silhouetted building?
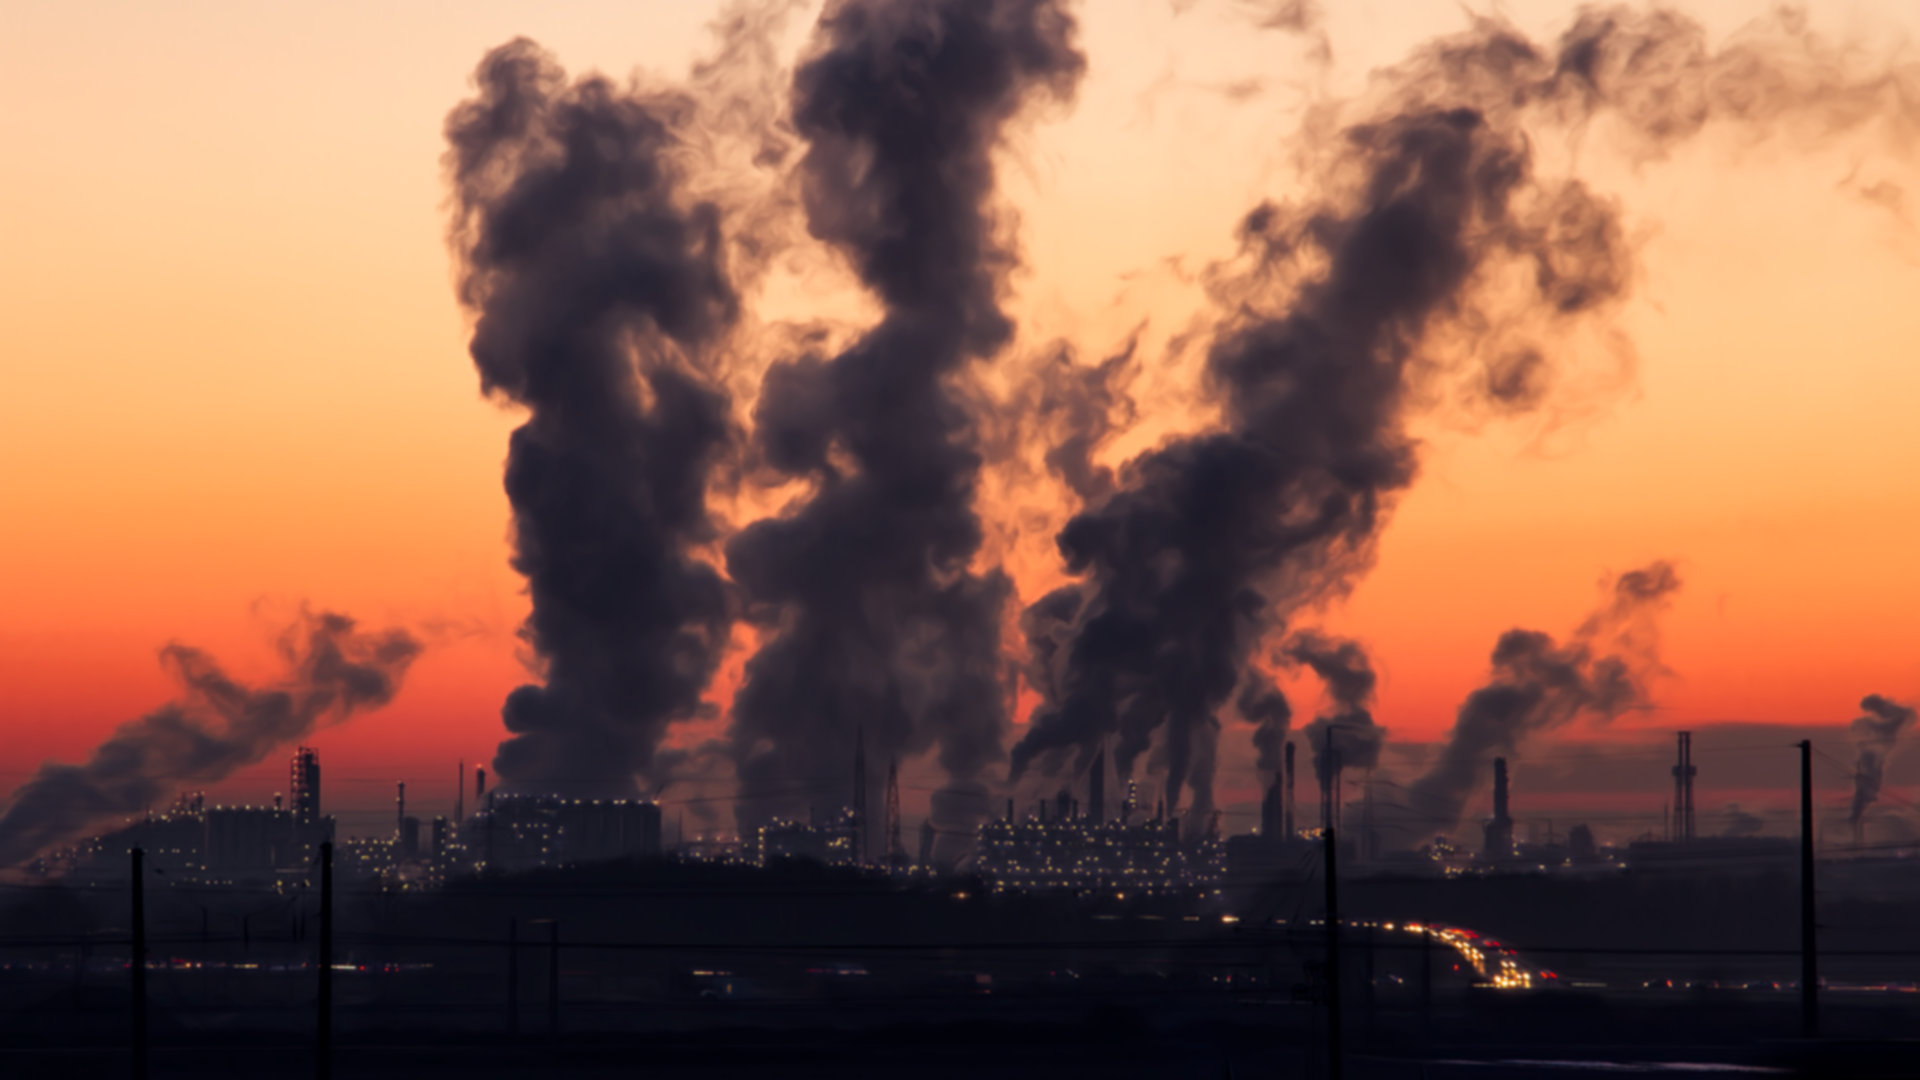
[468,795,663,872]
[976,812,1220,897]
[290,746,320,826]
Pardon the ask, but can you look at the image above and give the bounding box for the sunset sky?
[3,0,1918,840]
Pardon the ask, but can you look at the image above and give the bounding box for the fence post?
[1799,740,1818,1039]
[1324,828,1341,1080]
[131,847,147,1080]
[507,917,519,1036]
[548,920,561,1037]
[317,840,333,1080]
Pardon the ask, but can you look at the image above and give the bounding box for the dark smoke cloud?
[723,0,1084,848]
[1011,3,1908,825]
[0,613,420,869]
[1286,632,1386,789]
[446,38,746,798]
[1234,669,1291,775]
[1849,693,1916,826]
[1408,562,1681,830]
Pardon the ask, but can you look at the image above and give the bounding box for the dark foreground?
[5,1000,1918,1079]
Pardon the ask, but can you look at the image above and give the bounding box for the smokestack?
[918,819,936,868]
[1284,740,1296,838]
[884,759,902,862]
[396,781,406,841]
[475,767,486,806]
[1672,731,1696,845]
[456,759,464,826]
[1087,746,1105,824]
[1484,757,1513,860]
[853,725,867,865]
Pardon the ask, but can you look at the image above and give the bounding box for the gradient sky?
[4,1,1918,837]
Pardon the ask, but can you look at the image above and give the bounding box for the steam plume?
[1848,693,1916,826]
[723,0,1084,848]
[1408,562,1681,829]
[0,613,420,868]
[1011,3,1909,822]
[446,38,742,797]
[1287,632,1386,791]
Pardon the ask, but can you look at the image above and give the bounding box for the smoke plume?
[723,0,1084,848]
[1408,562,1681,830]
[1010,4,1909,824]
[447,38,746,797]
[1848,693,1916,826]
[0,613,420,869]
[1287,632,1386,793]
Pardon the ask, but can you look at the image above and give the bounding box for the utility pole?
[547,920,561,1037]
[1324,827,1342,1080]
[317,841,333,1080]
[1799,739,1818,1039]
[1421,926,1434,1046]
[131,848,147,1080]
[507,917,519,1036]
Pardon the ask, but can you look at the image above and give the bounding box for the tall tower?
[1283,740,1296,838]
[475,766,487,806]
[396,781,407,840]
[1485,757,1514,859]
[884,757,902,863]
[852,725,868,864]
[290,746,320,826]
[1087,745,1106,824]
[1672,731,1696,844]
[456,759,465,825]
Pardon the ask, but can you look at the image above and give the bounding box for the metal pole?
[1421,926,1434,1046]
[131,847,147,1080]
[507,917,519,1036]
[1324,827,1342,1080]
[1799,740,1818,1039]
[547,921,561,1037]
[317,840,333,1080]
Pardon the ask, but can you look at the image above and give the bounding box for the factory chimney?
[396,781,406,840]
[1087,745,1105,824]
[1484,757,1514,860]
[1284,740,1296,838]
[884,758,902,865]
[1672,732,1696,845]
[475,766,486,806]
[852,726,868,864]
[456,759,465,825]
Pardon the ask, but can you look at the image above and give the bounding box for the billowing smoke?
[1848,693,1916,826]
[1408,562,1681,830]
[723,0,1084,848]
[1011,37,1634,821]
[1010,4,1908,825]
[1234,670,1291,776]
[446,39,744,797]
[0,613,420,868]
[1287,632,1386,793]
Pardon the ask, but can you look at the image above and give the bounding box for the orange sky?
[3,1,1918,831]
